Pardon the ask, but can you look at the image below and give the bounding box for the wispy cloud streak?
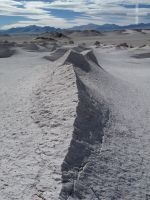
[0,0,149,29]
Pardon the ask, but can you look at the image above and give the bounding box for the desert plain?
[0,29,150,200]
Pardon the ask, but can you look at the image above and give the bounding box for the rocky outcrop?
[44,48,68,61]
[0,48,16,58]
[64,50,91,72]
[59,50,110,199]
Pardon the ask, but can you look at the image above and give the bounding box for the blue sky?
[0,0,150,29]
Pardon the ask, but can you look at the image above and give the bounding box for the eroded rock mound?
[72,45,90,53]
[23,42,39,51]
[64,50,91,72]
[132,52,150,59]
[60,75,109,200]
[116,43,129,49]
[0,48,16,58]
[44,48,68,61]
[85,50,101,67]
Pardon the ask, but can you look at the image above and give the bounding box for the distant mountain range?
[70,23,150,31]
[0,23,150,35]
[0,25,61,35]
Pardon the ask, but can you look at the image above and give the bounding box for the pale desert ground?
[0,30,150,200]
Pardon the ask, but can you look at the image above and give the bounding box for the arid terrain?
[0,29,150,200]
